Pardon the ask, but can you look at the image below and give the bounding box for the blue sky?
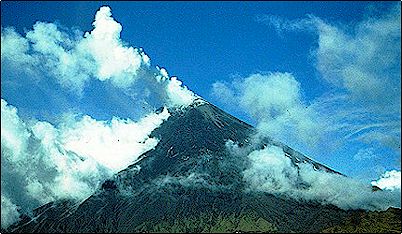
[1,1,391,102]
[1,1,400,184]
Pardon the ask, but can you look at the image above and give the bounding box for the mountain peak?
[112,98,341,196]
[8,98,348,233]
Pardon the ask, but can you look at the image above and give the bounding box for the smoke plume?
[0,6,196,229]
[1,6,196,107]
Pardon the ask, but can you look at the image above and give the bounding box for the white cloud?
[60,107,170,172]
[0,4,194,230]
[243,145,299,194]
[211,81,236,104]
[1,8,197,228]
[0,27,37,67]
[313,6,401,151]
[1,196,20,229]
[21,22,93,94]
[238,73,302,120]
[212,72,326,145]
[214,3,401,212]
[239,143,401,210]
[18,6,150,93]
[1,6,196,108]
[256,4,401,151]
[214,4,400,154]
[0,99,170,228]
[314,8,401,109]
[148,66,197,108]
[0,99,31,160]
[165,77,197,107]
[353,148,378,161]
[371,170,401,191]
[82,6,150,88]
[255,14,316,35]
[1,99,112,228]
[154,173,211,189]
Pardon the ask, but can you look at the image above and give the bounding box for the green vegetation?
[135,211,278,233]
[321,207,401,233]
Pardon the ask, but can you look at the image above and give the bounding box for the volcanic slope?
[7,99,365,233]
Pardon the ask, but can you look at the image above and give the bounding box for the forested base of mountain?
[321,207,401,233]
[123,207,402,233]
[4,201,400,233]
[136,211,278,233]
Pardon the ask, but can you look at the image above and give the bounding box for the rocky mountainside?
[5,99,400,233]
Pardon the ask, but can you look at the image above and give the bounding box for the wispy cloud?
[211,5,401,210]
[213,3,401,154]
[353,148,378,161]
[255,14,317,35]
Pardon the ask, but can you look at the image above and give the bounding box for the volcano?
[5,98,401,233]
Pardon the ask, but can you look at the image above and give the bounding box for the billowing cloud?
[0,99,169,228]
[371,170,401,191]
[60,108,170,172]
[82,6,150,88]
[212,7,401,214]
[0,5,196,230]
[238,143,401,211]
[2,6,149,93]
[1,6,196,108]
[1,5,200,228]
[0,27,37,68]
[212,72,326,146]
[165,77,197,107]
[1,98,102,227]
[243,145,299,194]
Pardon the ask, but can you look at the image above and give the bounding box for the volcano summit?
[5,98,400,233]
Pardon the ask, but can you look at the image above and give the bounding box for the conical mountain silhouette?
[9,99,396,233]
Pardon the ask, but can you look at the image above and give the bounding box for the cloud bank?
[236,143,401,211]
[83,6,150,88]
[1,99,170,228]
